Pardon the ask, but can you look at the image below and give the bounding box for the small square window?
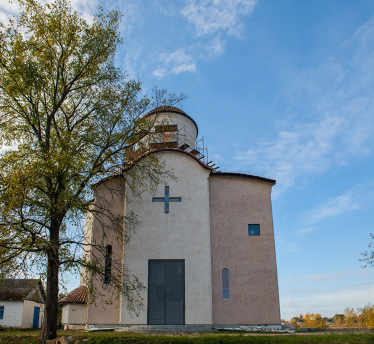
[0,306,4,319]
[248,224,260,236]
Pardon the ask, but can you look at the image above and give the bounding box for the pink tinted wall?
[86,177,125,325]
[209,175,280,325]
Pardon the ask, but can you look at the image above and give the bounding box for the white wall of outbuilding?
[22,300,44,328]
[0,300,44,328]
[0,301,23,328]
[61,304,87,327]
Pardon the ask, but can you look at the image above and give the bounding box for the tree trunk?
[40,226,59,340]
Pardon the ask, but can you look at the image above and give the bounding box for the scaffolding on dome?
[124,118,210,166]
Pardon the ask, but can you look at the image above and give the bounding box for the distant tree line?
[290,313,328,329]
[289,304,374,329]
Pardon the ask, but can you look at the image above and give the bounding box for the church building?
[61,106,281,331]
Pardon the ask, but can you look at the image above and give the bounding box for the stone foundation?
[86,324,214,333]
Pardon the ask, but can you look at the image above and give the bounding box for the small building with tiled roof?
[0,279,45,329]
[59,286,88,305]
[78,106,280,331]
[59,286,87,330]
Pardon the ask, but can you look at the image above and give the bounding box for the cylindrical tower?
[127,106,200,160]
[143,106,198,150]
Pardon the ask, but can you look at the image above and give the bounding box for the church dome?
[125,105,200,157]
[143,106,198,136]
[144,105,187,117]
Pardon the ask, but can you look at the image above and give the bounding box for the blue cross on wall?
[152,186,182,213]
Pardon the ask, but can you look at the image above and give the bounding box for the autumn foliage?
[290,313,327,329]
[343,305,374,328]
[289,303,374,329]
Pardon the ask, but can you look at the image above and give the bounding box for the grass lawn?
[1,329,374,343]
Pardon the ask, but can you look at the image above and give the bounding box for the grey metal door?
[147,260,185,325]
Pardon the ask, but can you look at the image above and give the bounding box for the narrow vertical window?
[222,268,230,300]
[0,306,4,319]
[104,245,112,285]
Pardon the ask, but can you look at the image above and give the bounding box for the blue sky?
[2,0,374,321]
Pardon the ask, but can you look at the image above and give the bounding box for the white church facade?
[61,106,281,330]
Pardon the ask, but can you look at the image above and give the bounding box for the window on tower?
[154,124,178,133]
[222,268,230,300]
[248,224,260,236]
[104,245,112,285]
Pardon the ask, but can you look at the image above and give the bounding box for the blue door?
[32,306,40,329]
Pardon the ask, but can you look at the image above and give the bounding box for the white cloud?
[304,190,361,225]
[152,68,167,79]
[172,63,196,74]
[124,46,144,78]
[235,122,335,192]
[117,1,145,36]
[151,36,227,78]
[153,0,178,17]
[163,49,193,65]
[234,16,374,195]
[275,186,365,248]
[280,275,374,319]
[197,35,226,58]
[281,282,374,318]
[150,1,242,79]
[288,242,301,252]
[283,282,374,303]
[0,0,98,25]
[294,227,315,236]
[305,269,372,284]
[288,289,320,295]
[0,0,20,24]
[0,0,145,27]
[152,48,197,78]
[68,0,97,24]
[180,0,258,37]
[207,35,226,56]
[0,144,18,155]
[308,271,351,283]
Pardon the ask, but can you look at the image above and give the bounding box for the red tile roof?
[143,106,198,135]
[58,286,88,304]
[144,106,187,117]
